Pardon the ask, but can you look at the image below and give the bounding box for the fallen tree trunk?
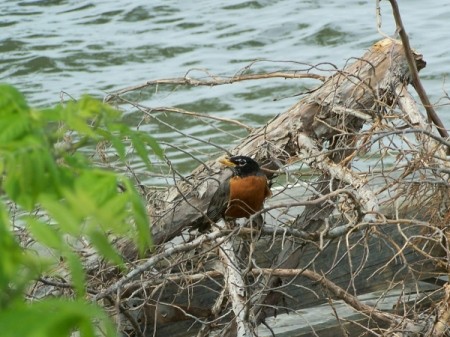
[62,37,449,337]
[113,205,446,337]
[145,38,427,248]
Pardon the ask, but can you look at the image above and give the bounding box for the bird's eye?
[236,159,246,166]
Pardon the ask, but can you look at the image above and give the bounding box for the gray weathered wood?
[111,39,450,337]
[121,179,446,336]
[140,39,423,249]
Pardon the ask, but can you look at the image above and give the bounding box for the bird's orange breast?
[225,175,271,219]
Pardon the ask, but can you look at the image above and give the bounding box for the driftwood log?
[145,38,430,245]
[90,38,450,337]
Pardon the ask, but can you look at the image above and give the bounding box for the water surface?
[2,1,449,182]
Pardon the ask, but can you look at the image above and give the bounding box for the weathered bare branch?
[217,223,254,337]
[104,69,325,103]
[388,0,449,141]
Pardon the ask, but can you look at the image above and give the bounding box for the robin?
[207,155,272,223]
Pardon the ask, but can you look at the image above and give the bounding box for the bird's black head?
[219,155,261,177]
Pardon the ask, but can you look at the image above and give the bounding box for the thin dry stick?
[94,230,232,301]
[388,0,449,142]
[146,106,253,131]
[104,71,325,102]
[296,134,380,217]
[253,268,421,332]
[431,284,450,337]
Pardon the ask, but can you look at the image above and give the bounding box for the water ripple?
[1,0,450,178]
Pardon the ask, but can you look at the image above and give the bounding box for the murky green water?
[2,1,450,183]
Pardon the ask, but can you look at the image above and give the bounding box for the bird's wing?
[206,177,230,222]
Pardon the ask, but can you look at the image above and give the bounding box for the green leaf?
[26,218,63,250]
[130,133,152,169]
[123,179,152,255]
[0,207,24,294]
[77,96,104,119]
[130,133,151,169]
[0,84,29,117]
[75,170,118,208]
[36,105,64,123]
[0,205,43,306]
[67,114,97,137]
[0,113,31,143]
[89,230,124,268]
[109,135,126,162]
[40,196,81,235]
[2,136,61,211]
[65,252,86,298]
[139,132,164,158]
[0,86,165,337]
[0,299,117,337]
[89,192,128,233]
[78,95,121,121]
[2,154,21,204]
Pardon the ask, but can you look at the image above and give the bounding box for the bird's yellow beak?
[219,157,236,167]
